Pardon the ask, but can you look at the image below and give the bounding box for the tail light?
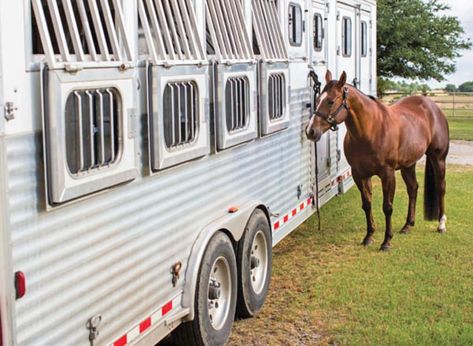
[15,272,26,300]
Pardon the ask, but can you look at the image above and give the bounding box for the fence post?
[453,92,456,117]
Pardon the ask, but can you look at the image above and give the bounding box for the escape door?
[311,0,330,184]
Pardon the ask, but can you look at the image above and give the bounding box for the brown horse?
[306,70,450,251]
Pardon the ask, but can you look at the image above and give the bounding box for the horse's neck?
[345,89,383,143]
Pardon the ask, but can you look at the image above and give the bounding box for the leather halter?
[315,86,350,131]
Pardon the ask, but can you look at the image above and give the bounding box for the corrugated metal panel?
[6,87,312,345]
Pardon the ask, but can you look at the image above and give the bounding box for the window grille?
[361,21,368,57]
[342,17,352,57]
[138,0,206,65]
[268,73,286,121]
[313,13,323,51]
[288,3,303,46]
[31,0,132,69]
[206,0,254,62]
[225,77,250,132]
[252,0,288,60]
[163,81,199,149]
[65,88,120,175]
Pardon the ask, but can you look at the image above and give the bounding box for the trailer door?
[335,1,357,184]
[310,0,331,187]
[359,9,373,94]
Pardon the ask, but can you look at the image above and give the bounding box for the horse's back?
[390,96,449,162]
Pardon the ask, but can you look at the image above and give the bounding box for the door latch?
[4,102,17,121]
[86,315,102,345]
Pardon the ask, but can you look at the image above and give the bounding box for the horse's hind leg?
[432,157,447,233]
[400,165,418,234]
[353,173,375,246]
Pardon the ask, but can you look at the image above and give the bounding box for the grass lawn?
[448,117,473,141]
[229,165,473,346]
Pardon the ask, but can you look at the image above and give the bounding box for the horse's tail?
[424,157,439,221]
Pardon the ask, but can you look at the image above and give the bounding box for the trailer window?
[163,81,199,149]
[268,73,286,121]
[225,77,250,133]
[65,88,121,176]
[288,3,303,46]
[361,21,368,57]
[313,13,323,51]
[342,17,352,57]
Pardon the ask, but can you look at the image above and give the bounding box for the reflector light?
[15,271,26,299]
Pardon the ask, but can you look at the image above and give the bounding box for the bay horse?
[306,70,450,251]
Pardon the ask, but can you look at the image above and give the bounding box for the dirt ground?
[419,140,473,165]
[446,140,473,165]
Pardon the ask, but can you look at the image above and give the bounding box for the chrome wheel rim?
[207,256,232,330]
[249,230,268,295]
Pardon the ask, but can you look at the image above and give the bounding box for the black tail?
[424,158,439,221]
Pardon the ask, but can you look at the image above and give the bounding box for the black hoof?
[380,245,390,252]
[362,238,374,247]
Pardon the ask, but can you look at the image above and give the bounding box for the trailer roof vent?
[252,0,288,61]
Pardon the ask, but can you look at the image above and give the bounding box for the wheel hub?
[207,256,232,330]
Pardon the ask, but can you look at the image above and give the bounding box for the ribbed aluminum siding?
[5,87,312,345]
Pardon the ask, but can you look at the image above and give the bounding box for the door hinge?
[336,11,340,20]
[326,157,332,167]
[337,149,342,162]
[337,46,341,56]
[4,102,17,121]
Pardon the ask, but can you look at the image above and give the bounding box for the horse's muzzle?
[306,127,322,142]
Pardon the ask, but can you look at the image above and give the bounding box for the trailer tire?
[236,209,272,318]
[174,232,237,346]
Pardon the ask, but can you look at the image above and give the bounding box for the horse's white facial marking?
[438,214,447,233]
[306,92,327,136]
[316,92,328,112]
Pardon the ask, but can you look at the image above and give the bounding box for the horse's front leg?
[380,168,396,251]
[353,173,375,246]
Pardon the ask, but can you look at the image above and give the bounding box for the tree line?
[377,0,471,95]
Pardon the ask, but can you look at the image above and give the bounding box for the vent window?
[206,0,253,61]
[252,0,288,60]
[268,73,286,121]
[288,3,303,46]
[65,88,121,175]
[138,0,205,64]
[342,17,352,57]
[31,0,132,68]
[225,77,250,133]
[163,81,199,149]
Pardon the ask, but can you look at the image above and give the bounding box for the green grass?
[230,166,473,346]
[448,117,473,141]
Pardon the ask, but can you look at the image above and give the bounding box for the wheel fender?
[181,201,270,321]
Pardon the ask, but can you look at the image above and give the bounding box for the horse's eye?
[327,100,334,106]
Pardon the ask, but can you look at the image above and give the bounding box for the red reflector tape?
[111,296,179,346]
[15,271,26,300]
[272,197,314,232]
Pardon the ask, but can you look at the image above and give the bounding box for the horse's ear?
[337,71,347,88]
[325,70,333,84]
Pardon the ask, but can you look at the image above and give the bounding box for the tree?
[445,84,458,93]
[458,82,473,93]
[377,0,471,83]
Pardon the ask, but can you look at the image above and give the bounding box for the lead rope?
[309,70,322,231]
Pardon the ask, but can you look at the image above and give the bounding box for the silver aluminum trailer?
[0,0,376,345]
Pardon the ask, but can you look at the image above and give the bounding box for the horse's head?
[306,70,350,142]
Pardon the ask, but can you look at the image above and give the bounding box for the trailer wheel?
[236,209,272,318]
[174,232,237,346]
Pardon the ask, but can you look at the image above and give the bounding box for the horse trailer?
[0,0,376,345]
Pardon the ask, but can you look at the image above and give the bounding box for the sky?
[428,0,473,88]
